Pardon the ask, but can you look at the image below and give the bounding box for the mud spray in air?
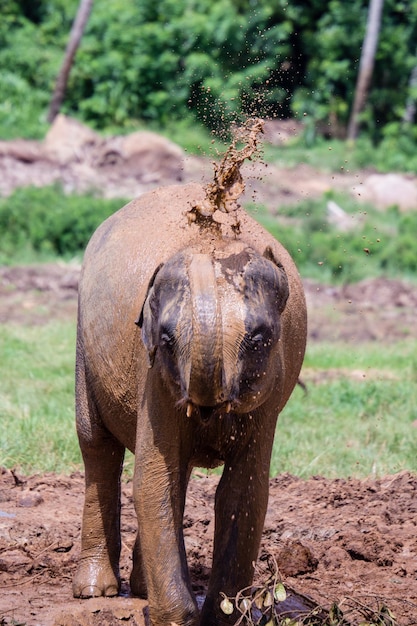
[204,117,264,215]
[187,117,265,240]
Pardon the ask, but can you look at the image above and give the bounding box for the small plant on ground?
[219,557,328,625]
[219,557,399,626]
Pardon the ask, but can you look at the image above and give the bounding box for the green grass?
[263,137,359,172]
[0,322,80,473]
[271,341,417,478]
[263,132,417,175]
[1,320,416,478]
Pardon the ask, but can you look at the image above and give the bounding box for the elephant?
[73,181,307,626]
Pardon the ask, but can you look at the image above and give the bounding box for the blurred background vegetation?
[1,0,417,147]
[2,185,417,285]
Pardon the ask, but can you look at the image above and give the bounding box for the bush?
[248,192,417,283]
[0,0,77,137]
[0,185,127,263]
[1,184,416,283]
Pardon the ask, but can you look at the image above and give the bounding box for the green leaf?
[220,596,234,615]
[273,582,287,602]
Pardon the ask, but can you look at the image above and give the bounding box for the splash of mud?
[194,117,264,219]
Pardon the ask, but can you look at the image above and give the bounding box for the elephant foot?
[130,568,147,598]
[73,558,120,598]
[148,602,199,626]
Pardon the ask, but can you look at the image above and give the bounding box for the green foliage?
[0,185,127,264]
[292,0,417,140]
[247,192,417,283]
[0,0,78,137]
[0,72,49,140]
[370,122,417,173]
[67,0,297,132]
[1,0,417,144]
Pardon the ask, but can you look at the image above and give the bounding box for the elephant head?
[137,242,289,420]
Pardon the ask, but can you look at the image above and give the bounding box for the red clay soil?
[0,468,416,626]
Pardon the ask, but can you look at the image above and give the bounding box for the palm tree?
[47,0,94,123]
[347,0,384,141]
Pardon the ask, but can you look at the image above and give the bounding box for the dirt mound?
[0,469,416,625]
[306,276,417,342]
[0,115,372,209]
[0,115,185,199]
[0,263,79,325]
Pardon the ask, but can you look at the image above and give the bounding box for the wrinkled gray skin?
[73,183,307,626]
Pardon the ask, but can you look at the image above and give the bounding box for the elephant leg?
[130,530,147,597]
[201,429,274,626]
[73,350,125,598]
[134,423,198,626]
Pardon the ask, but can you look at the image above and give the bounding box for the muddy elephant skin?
[73,182,307,626]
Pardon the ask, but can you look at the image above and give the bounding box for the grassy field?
[271,341,417,478]
[1,320,416,478]
[0,322,79,473]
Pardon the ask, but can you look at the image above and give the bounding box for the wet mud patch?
[0,470,416,625]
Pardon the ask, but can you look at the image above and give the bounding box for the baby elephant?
[73,182,307,626]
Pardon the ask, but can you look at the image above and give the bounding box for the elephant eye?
[244,332,263,353]
[160,327,175,349]
[247,324,273,349]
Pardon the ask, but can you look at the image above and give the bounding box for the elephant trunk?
[186,254,224,407]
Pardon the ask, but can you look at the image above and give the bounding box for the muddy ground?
[1,127,417,625]
[0,467,416,626]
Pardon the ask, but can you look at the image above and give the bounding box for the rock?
[277,540,318,576]
[43,115,99,165]
[358,173,417,211]
[96,131,185,182]
[262,119,303,145]
[17,490,44,507]
[327,199,356,231]
[322,545,350,569]
[0,139,43,162]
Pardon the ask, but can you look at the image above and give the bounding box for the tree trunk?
[403,54,417,124]
[347,0,384,141]
[47,0,93,124]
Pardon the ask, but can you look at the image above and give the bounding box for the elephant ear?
[135,263,164,368]
[263,246,289,314]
